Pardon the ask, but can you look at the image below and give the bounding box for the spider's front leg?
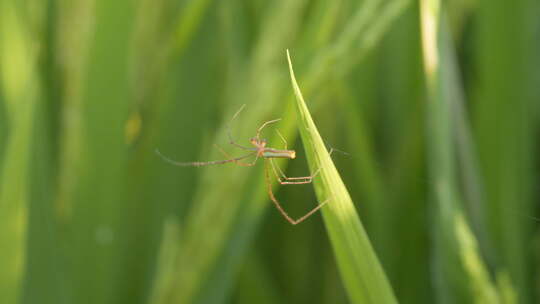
[214,144,259,167]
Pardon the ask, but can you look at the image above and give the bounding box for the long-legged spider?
[156,104,329,225]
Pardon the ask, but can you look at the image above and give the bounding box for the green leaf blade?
[287,50,397,304]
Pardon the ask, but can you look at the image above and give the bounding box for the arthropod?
[156,105,328,225]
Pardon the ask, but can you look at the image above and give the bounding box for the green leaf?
[0,2,40,302]
[287,50,397,304]
[419,1,514,302]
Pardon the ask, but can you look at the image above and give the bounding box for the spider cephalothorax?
[250,137,267,148]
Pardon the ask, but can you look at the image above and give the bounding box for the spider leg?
[264,160,328,225]
[156,149,256,167]
[215,144,259,167]
[275,129,288,150]
[269,158,321,185]
[270,147,339,184]
[227,104,254,151]
[256,118,281,139]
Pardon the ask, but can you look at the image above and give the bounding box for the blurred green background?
[0,0,539,303]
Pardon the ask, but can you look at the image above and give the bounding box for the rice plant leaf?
[287,50,397,304]
[63,0,136,302]
[0,2,40,302]
[473,0,536,300]
[419,1,513,302]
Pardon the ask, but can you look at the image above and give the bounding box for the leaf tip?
[286,49,293,77]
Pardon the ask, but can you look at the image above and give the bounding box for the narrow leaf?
[287,50,397,304]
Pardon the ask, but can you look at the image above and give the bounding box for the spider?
[156,105,329,225]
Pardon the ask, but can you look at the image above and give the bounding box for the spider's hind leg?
[264,160,328,225]
[269,158,321,185]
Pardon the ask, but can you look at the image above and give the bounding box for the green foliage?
[0,0,538,303]
[288,50,397,303]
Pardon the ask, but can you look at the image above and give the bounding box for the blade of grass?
[454,213,499,303]
[299,0,343,51]
[21,1,68,302]
[303,0,411,94]
[287,50,397,304]
[419,1,512,302]
[473,0,537,300]
[131,0,214,123]
[374,5,433,302]
[0,87,6,165]
[438,1,492,266]
[148,216,182,304]
[64,0,135,303]
[170,0,214,57]
[22,82,66,304]
[420,1,470,302]
[0,93,5,168]
[0,1,43,302]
